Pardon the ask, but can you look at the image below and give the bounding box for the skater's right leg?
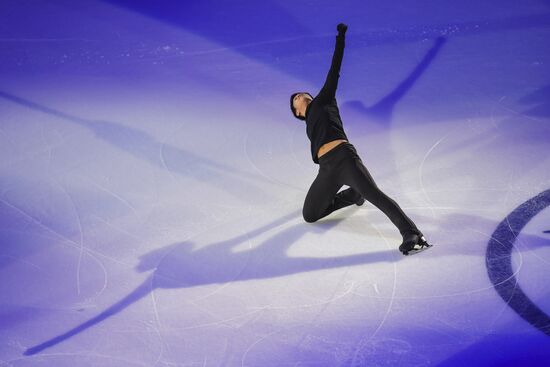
[302,170,348,223]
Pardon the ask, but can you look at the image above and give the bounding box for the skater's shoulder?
[310,95,337,106]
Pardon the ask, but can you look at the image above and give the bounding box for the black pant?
[302,142,421,238]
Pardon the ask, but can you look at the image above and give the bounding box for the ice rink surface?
[1,0,550,366]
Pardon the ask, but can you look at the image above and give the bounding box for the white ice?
[1,0,550,366]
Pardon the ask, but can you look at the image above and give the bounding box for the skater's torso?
[305,96,349,164]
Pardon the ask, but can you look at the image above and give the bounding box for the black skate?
[399,233,432,256]
[337,190,364,206]
[349,190,364,206]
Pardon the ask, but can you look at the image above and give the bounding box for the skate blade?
[402,243,433,256]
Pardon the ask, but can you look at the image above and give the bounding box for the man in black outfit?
[290,23,431,255]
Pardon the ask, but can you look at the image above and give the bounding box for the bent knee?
[302,210,318,223]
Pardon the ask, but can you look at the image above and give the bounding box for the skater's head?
[290,92,313,121]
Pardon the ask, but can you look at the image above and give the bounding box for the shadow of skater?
[343,36,447,126]
[0,90,298,201]
[23,195,550,355]
[335,37,446,203]
[24,208,400,355]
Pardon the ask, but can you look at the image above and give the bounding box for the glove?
[337,23,348,34]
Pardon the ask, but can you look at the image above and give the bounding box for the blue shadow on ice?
[22,187,550,355]
[342,36,446,126]
[23,208,400,355]
[0,90,285,201]
[102,1,550,85]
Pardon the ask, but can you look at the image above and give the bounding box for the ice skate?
[336,189,364,206]
[399,232,432,256]
[348,189,364,206]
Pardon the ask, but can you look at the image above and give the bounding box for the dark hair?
[290,92,312,121]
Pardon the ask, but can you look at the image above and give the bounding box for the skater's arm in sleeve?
[316,24,346,104]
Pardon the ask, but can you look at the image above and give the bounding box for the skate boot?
[399,231,432,256]
[337,189,364,206]
[349,189,364,206]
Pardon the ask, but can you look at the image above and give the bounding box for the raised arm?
[316,23,347,104]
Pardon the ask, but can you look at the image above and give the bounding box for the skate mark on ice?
[244,130,303,192]
[52,178,87,296]
[246,281,355,312]
[148,284,165,367]
[241,328,282,367]
[350,223,398,365]
[418,127,459,219]
[88,179,138,213]
[490,95,507,130]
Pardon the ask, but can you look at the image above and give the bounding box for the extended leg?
[340,157,421,237]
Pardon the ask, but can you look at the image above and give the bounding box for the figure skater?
[290,23,431,255]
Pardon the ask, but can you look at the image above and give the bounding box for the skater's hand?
[337,23,348,35]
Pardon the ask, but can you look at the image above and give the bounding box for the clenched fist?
[337,23,348,34]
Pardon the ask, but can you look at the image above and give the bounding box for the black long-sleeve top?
[305,33,349,164]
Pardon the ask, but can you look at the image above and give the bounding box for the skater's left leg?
[335,186,364,206]
[340,156,422,237]
[302,168,362,223]
[302,169,346,223]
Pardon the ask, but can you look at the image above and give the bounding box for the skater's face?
[292,92,312,118]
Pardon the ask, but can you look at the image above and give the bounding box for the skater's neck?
[300,99,312,119]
